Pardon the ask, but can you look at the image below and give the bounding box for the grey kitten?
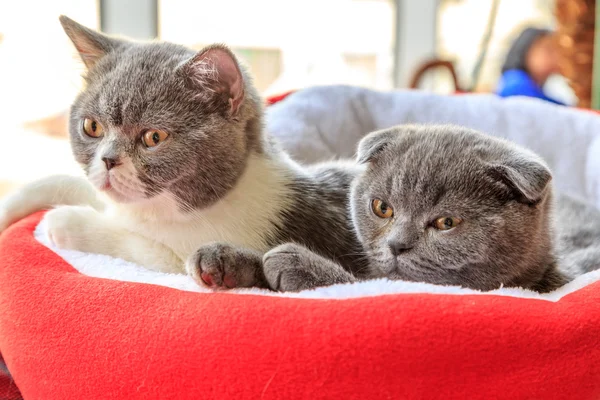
[0,16,369,284]
[555,193,600,276]
[262,124,586,293]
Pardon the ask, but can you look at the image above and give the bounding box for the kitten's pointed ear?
[180,45,245,116]
[59,15,121,69]
[488,154,552,204]
[356,128,399,164]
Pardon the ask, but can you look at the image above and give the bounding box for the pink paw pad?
[200,272,215,287]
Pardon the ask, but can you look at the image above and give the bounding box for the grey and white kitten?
[258,125,600,293]
[0,16,367,285]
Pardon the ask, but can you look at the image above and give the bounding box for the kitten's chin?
[102,188,138,204]
[92,180,140,204]
[369,254,397,277]
[385,256,428,281]
[89,173,146,204]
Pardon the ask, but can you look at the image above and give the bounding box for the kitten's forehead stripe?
[384,138,458,213]
[430,185,446,208]
[107,98,124,127]
[385,175,394,198]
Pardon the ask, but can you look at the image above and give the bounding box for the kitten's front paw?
[263,243,357,292]
[262,243,321,292]
[44,206,99,252]
[186,243,264,289]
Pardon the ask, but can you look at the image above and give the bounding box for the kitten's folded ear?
[59,15,123,69]
[488,153,552,204]
[179,45,245,116]
[356,127,402,164]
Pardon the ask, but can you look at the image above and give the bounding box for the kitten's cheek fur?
[87,158,107,189]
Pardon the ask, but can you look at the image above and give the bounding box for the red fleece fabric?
[265,91,295,105]
[1,213,600,399]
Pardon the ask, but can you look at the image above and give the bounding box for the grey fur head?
[60,16,264,210]
[351,124,567,292]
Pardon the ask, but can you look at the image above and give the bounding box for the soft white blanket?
[35,86,600,299]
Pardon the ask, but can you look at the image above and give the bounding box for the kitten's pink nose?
[102,157,122,171]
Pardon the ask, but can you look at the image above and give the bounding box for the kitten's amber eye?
[433,216,462,231]
[371,199,394,219]
[142,130,169,148]
[82,118,103,138]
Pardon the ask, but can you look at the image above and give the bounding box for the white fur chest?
[106,155,294,260]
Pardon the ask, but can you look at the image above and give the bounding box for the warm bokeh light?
[0,1,96,192]
[159,0,396,95]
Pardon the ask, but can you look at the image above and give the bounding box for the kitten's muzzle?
[388,239,413,256]
[102,157,122,171]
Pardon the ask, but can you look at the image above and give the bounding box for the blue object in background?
[496,69,565,105]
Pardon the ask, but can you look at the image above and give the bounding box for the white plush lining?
[34,220,600,302]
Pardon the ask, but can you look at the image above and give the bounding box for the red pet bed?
[1,213,600,399]
[3,91,600,399]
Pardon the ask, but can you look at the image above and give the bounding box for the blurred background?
[0,0,595,195]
